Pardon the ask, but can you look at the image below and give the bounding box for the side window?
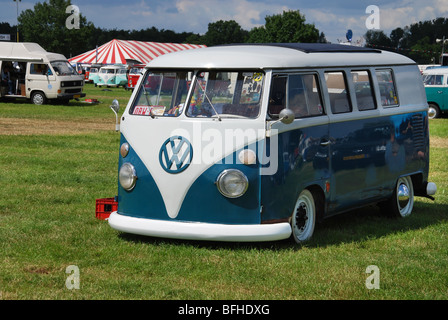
[268,75,287,116]
[351,70,376,111]
[30,63,48,75]
[268,73,324,118]
[288,74,324,117]
[423,74,443,86]
[325,71,351,114]
[376,69,399,107]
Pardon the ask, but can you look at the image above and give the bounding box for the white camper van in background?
[0,42,85,105]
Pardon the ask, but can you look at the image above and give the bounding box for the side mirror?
[110,99,120,113]
[110,99,120,131]
[279,108,295,124]
[266,108,295,137]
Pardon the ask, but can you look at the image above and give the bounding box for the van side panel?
[328,112,428,213]
[261,64,430,220]
[260,124,330,222]
[393,64,430,184]
[425,86,448,111]
[329,116,392,211]
[328,65,429,214]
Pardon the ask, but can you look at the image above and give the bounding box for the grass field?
[0,83,447,300]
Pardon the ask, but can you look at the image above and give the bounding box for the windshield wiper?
[195,77,221,121]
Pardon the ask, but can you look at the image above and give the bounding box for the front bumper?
[108,212,292,242]
[57,92,86,99]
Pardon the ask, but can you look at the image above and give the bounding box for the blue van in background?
[96,65,128,88]
[423,67,448,118]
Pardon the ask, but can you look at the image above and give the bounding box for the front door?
[26,62,56,97]
[261,72,330,222]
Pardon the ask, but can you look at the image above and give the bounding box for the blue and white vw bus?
[97,65,128,88]
[422,67,448,118]
[108,43,437,244]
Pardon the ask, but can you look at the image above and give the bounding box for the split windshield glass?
[130,70,264,118]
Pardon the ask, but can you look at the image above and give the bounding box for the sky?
[1,0,448,44]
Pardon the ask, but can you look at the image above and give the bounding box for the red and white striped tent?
[68,39,206,65]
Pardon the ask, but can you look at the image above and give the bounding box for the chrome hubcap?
[295,203,308,233]
[428,107,436,119]
[398,183,410,210]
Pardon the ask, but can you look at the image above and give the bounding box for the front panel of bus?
[115,69,268,226]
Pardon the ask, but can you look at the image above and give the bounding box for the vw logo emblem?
[159,136,193,174]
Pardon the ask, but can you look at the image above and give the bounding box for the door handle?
[320,139,331,146]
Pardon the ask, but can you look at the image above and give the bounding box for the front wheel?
[291,189,316,244]
[31,91,46,105]
[428,103,440,119]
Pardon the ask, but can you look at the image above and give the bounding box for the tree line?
[0,0,447,64]
[365,17,448,64]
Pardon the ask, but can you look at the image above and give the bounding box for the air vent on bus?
[411,114,425,150]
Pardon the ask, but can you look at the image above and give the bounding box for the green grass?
[0,88,447,300]
[0,83,131,120]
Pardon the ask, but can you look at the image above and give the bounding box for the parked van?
[86,63,101,84]
[106,43,437,244]
[126,64,145,90]
[0,42,85,104]
[97,65,128,88]
[422,67,448,118]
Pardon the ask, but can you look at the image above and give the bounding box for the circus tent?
[68,39,206,65]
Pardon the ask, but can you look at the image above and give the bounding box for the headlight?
[216,169,248,198]
[119,163,137,191]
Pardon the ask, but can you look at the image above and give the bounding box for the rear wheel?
[380,176,414,218]
[291,189,316,243]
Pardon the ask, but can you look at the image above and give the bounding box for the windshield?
[130,70,264,118]
[186,71,263,119]
[423,74,444,86]
[100,69,115,74]
[130,67,143,74]
[130,71,191,117]
[50,61,77,76]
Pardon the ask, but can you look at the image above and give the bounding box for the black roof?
[221,43,381,54]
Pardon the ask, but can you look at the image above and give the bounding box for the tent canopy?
[68,39,205,65]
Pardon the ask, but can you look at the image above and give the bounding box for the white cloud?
[118,0,289,33]
[435,0,448,13]
[6,0,445,42]
[380,6,415,30]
